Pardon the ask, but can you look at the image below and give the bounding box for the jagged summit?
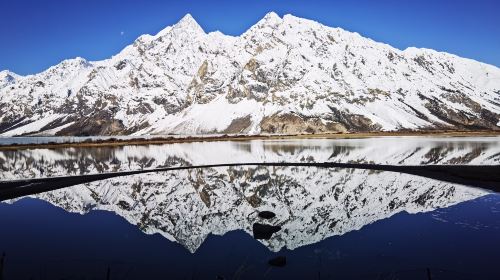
[0,70,14,76]
[0,70,21,80]
[173,13,204,33]
[244,11,283,34]
[262,11,281,22]
[0,70,20,89]
[0,13,499,136]
[179,13,196,22]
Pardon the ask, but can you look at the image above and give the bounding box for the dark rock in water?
[268,256,287,267]
[253,223,281,240]
[258,211,276,219]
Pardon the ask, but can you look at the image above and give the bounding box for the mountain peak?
[180,13,196,23]
[0,70,12,77]
[174,13,204,33]
[60,56,90,67]
[263,11,281,21]
[244,11,282,35]
[0,70,19,88]
[260,11,282,25]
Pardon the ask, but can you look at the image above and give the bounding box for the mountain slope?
[1,13,499,136]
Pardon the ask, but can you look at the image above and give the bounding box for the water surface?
[1,137,499,279]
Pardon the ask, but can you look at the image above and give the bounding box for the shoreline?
[0,130,499,150]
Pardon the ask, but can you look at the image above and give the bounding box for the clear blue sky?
[1,0,499,75]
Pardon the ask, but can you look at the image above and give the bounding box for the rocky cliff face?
[3,138,495,252]
[1,13,499,136]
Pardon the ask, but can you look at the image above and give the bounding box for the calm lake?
[1,137,500,279]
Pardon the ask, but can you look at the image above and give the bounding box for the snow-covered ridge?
[1,13,500,136]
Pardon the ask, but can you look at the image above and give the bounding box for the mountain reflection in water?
[1,137,500,279]
[1,137,499,180]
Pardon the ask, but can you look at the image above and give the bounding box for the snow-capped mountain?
[4,138,491,252]
[1,13,500,136]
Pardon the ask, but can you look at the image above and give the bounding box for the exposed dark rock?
[117,200,131,210]
[260,113,346,134]
[252,223,281,240]
[329,106,381,132]
[114,60,127,70]
[258,211,276,219]
[126,102,153,115]
[39,117,75,132]
[480,109,500,129]
[223,115,252,134]
[246,193,262,207]
[448,147,483,164]
[199,188,211,207]
[418,93,500,130]
[441,90,481,113]
[122,121,150,135]
[0,116,29,134]
[57,111,125,136]
[399,99,430,122]
[414,55,434,74]
[186,60,218,104]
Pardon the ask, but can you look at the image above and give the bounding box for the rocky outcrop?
[57,112,125,136]
[223,115,252,133]
[260,113,347,134]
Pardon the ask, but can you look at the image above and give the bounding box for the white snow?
[2,114,63,136]
[1,13,499,136]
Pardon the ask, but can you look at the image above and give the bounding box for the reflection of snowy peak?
[23,166,486,253]
[4,138,493,252]
[1,13,500,136]
[1,137,499,180]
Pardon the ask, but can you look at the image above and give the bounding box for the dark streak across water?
[1,163,499,201]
